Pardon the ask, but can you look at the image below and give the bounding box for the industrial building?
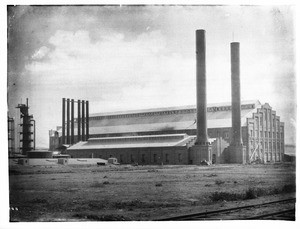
[48,30,284,165]
[50,100,284,164]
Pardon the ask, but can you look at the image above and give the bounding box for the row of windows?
[90,109,196,120]
[91,135,182,143]
[249,130,284,139]
[250,140,284,151]
[254,111,281,129]
[89,104,256,121]
[102,153,183,163]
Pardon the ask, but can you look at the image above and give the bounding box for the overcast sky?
[7,5,295,148]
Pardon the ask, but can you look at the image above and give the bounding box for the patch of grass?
[282,184,296,193]
[215,179,225,185]
[244,188,258,199]
[113,199,179,209]
[90,182,105,188]
[204,174,217,177]
[88,201,108,210]
[210,184,296,202]
[210,192,243,202]
[30,198,49,204]
[148,169,158,172]
[73,213,130,221]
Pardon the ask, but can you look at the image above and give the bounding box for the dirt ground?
[9,163,296,221]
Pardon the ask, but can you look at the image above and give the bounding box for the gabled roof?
[68,134,196,150]
[57,100,261,135]
[90,100,260,117]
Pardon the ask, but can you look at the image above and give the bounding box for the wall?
[67,146,189,165]
[246,104,285,163]
[211,137,230,164]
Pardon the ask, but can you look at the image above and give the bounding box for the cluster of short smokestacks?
[196,30,242,147]
[61,98,89,144]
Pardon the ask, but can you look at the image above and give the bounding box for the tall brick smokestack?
[196,30,208,144]
[231,42,242,145]
[77,99,81,141]
[82,100,85,141]
[62,98,65,144]
[66,99,70,144]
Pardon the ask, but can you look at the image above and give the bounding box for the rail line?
[157,198,296,221]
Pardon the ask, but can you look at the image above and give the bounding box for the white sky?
[7,5,296,148]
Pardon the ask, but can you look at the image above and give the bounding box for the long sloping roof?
[58,100,261,135]
[68,134,198,150]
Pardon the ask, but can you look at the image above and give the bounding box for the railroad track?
[157,198,296,221]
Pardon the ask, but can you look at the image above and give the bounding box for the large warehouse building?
[49,100,284,164]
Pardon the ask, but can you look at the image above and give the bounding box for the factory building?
[50,100,284,164]
[49,29,284,164]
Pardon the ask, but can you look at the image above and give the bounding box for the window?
[250,130,253,137]
[265,131,268,138]
[260,131,263,138]
[178,153,182,162]
[120,155,123,163]
[130,154,134,163]
[142,154,145,163]
[269,132,271,138]
[224,131,229,139]
[153,154,157,163]
[255,117,259,127]
[165,154,169,163]
[260,115,263,125]
[265,141,267,151]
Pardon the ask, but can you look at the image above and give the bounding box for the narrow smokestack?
[196,29,208,144]
[82,100,85,141]
[66,99,70,144]
[71,99,74,144]
[77,99,81,142]
[86,100,89,140]
[231,42,242,145]
[62,98,66,144]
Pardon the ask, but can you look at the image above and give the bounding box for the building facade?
[50,100,284,164]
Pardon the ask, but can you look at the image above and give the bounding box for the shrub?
[90,182,105,188]
[209,191,243,202]
[215,179,225,185]
[282,184,296,193]
[244,188,257,199]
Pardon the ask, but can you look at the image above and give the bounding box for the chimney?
[196,29,209,145]
[82,100,85,141]
[231,42,242,146]
[77,99,81,142]
[62,98,66,144]
[86,100,89,140]
[71,99,74,144]
[66,99,70,144]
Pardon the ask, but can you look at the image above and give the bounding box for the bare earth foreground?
[9,163,295,221]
